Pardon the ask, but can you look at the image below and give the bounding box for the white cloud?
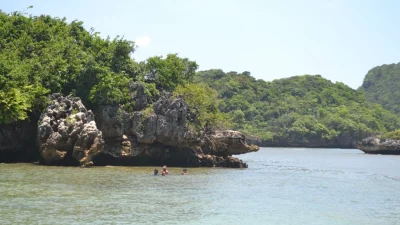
[135,36,151,47]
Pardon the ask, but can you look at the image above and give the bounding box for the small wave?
[379,175,400,182]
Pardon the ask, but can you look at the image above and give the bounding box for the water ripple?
[1,148,400,225]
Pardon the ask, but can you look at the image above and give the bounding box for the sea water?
[0,148,399,225]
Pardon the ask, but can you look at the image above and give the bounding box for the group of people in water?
[153,165,188,176]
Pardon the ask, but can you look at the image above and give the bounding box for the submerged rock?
[37,94,104,166]
[358,136,400,155]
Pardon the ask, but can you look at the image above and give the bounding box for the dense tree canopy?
[144,54,198,92]
[0,10,138,122]
[2,10,400,147]
[173,83,228,129]
[359,62,400,114]
[195,70,400,146]
[0,11,197,123]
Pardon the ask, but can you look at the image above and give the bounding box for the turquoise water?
[1,148,399,225]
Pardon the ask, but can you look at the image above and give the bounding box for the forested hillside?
[195,70,400,147]
[1,10,399,148]
[359,63,400,114]
[0,11,222,127]
[0,10,135,123]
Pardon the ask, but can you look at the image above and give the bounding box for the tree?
[173,83,227,128]
[0,11,138,122]
[0,86,47,123]
[89,72,131,105]
[359,62,400,114]
[144,54,198,91]
[195,69,400,146]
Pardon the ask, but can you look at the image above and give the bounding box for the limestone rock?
[37,94,104,166]
[94,84,258,168]
[121,135,131,156]
[134,83,148,111]
[0,119,39,162]
[202,130,259,156]
[358,136,400,155]
[3,83,257,168]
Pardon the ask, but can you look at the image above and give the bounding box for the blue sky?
[3,0,400,88]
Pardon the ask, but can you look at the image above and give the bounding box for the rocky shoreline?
[246,135,357,149]
[357,136,400,155]
[0,87,259,168]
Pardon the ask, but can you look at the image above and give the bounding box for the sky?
[3,0,400,89]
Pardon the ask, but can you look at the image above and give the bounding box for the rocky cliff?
[95,88,258,168]
[34,86,258,168]
[0,115,39,163]
[358,136,400,155]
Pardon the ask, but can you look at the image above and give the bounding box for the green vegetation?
[359,63,400,114]
[0,11,197,124]
[0,10,136,122]
[144,54,198,92]
[2,10,400,146]
[0,87,46,123]
[173,83,230,129]
[195,70,400,146]
[142,104,155,118]
[380,130,400,140]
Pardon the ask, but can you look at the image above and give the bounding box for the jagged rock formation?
[2,91,257,167]
[37,94,104,167]
[16,85,258,168]
[358,136,400,155]
[94,85,258,168]
[202,130,259,156]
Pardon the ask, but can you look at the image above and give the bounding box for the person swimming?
[153,169,158,176]
[182,168,188,175]
[162,165,168,176]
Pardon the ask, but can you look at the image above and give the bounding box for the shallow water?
[1,148,400,225]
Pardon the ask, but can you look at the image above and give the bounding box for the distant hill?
[195,70,400,147]
[359,63,400,114]
[1,10,399,149]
